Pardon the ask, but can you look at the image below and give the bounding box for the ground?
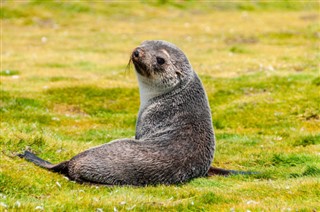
[1,1,319,211]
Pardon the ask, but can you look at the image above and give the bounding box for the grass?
[1,0,320,211]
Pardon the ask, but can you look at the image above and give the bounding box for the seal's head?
[131,40,193,90]
[131,40,194,106]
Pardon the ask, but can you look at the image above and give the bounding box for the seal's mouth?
[130,47,150,77]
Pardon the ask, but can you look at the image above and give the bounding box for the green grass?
[1,0,320,211]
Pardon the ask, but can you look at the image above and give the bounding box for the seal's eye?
[156,57,165,65]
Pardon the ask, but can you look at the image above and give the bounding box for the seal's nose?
[133,49,140,58]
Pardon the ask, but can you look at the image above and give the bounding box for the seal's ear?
[175,70,183,79]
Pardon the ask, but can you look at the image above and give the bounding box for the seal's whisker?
[126,57,133,73]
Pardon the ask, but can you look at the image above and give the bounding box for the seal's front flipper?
[207,166,258,176]
[18,150,69,175]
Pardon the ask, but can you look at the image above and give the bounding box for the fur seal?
[19,40,242,186]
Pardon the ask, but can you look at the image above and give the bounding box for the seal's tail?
[18,150,69,175]
[208,166,258,176]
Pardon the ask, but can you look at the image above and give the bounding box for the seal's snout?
[132,47,144,60]
[133,49,140,58]
[131,47,148,77]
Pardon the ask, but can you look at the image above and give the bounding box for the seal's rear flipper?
[207,166,257,176]
[18,150,69,175]
[18,150,52,167]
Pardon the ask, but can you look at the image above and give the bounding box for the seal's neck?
[136,74,171,109]
[136,72,194,110]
